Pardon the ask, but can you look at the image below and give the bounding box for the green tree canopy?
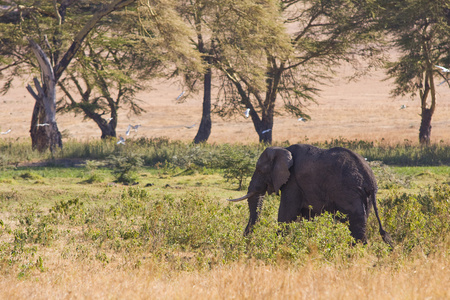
[176,0,288,144]
[213,0,384,143]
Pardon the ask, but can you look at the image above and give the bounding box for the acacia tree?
[0,0,138,151]
[57,1,202,139]
[1,0,202,149]
[176,0,292,144]
[375,0,450,145]
[213,0,383,144]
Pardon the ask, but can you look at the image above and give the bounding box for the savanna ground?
[1,67,450,144]
[0,67,450,299]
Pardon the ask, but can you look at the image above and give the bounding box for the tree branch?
[54,0,137,81]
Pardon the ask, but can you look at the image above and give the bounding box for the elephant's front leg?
[277,179,303,224]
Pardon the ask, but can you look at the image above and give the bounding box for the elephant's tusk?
[227,192,256,202]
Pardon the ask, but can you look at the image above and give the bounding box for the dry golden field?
[0,247,449,299]
[1,66,450,145]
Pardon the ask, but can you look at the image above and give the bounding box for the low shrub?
[375,184,450,254]
[108,153,143,184]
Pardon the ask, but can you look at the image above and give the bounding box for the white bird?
[126,124,141,136]
[36,123,49,127]
[117,136,125,145]
[106,117,113,121]
[261,129,271,134]
[176,91,185,101]
[184,124,196,129]
[1,129,11,134]
[400,105,407,110]
[245,108,250,118]
[435,65,450,73]
[298,117,306,122]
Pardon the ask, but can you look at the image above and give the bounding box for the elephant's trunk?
[227,171,268,236]
[243,193,265,236]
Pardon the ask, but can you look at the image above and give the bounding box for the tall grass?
[2,137,449,168]
[316,138,450,165]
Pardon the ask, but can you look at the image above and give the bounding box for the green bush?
[108,153,143,184]
[378,184,450,254]
[214,145,259,190]
[2,180,449,273]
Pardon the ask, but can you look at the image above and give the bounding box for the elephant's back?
[287,144,323,158]
[325,147,377,192]
[288,144,377,191]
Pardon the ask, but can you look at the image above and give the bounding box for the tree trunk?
[418,66,436,146]
[27,40,62,152]
[194,65,212,144]
[29,99,62,152]
[100,123,117,139]
[28,88,63,152]
[92,115,117,139]
[257,117,273,144]
[419,108,433,145]
[83,108,117,139]
[253,107,274,144]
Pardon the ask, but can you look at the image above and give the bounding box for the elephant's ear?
[264,147,293,194]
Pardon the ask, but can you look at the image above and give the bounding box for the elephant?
[228,144,393,247]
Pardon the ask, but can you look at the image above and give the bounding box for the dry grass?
[1,67,449,145]
[0,250,448,299]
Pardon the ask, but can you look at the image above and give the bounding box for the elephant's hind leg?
[348,213,368,243]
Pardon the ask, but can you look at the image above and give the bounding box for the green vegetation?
[2,137,449,168]
[0,139,449,279]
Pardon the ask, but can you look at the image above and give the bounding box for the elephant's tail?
[371,192,394,248]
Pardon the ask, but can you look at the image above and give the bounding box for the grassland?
[0,139,449,299]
